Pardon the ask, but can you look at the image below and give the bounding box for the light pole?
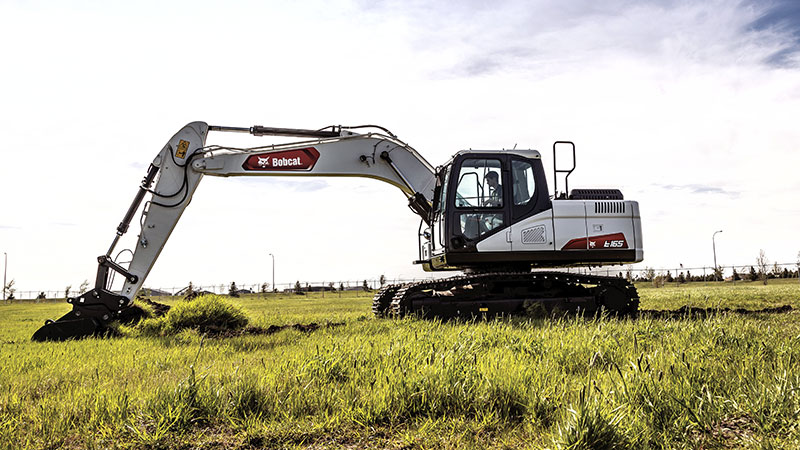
[269,253,275,293]
[712,230,723,281]
[3,252,6,301]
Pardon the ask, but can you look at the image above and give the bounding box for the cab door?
[509,157,555,252]
[446,155,511,252]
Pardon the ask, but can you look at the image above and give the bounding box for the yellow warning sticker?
[176,140,189,159]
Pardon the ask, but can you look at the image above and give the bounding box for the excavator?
[32,122,643,341]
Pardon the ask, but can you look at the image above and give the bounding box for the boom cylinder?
[209,124,340,138]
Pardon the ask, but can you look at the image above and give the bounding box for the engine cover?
[569,189,623,200]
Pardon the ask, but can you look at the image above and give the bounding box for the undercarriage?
[372,271,639,319]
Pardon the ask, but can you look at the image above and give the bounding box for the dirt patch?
[688,415,757,449]
[207,322,345,338]
[640,304,792,319]
[138,297,171,316]
[115,298,172,325]
[256,322,344,335]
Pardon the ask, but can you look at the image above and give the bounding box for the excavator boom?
[33,122,437,340]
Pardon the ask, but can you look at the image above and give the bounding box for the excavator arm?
[33,121,436,341]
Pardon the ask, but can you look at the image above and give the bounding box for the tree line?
[632,250,800,287]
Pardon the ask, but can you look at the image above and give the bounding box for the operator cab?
[422,150,552,270]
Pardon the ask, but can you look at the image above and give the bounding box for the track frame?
[372,271,639,319]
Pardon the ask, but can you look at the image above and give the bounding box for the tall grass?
[0,283,799,448]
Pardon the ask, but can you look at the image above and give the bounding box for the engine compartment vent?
[569,189,624,200]
[594,201,626,214]
[521,225,546,244]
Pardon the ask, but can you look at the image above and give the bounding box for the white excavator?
[33,122,643,341]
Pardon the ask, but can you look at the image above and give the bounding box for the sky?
[1,0,799,295]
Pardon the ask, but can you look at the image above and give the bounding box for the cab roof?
[441,149,542,167]
[453,149,541,159]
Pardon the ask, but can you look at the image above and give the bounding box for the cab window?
[435,166,451,214]
[457,213,504,240]
[511,160,536,205]
[454,159,503,208]
[453,158,504,241]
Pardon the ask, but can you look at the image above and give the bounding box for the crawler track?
[372,271,639,319]
[371,285,401,317]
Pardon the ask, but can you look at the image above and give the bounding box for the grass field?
[1,280,799,449]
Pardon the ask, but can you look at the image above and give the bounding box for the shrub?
[138,295,249,336]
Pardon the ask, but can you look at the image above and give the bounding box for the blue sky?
[1,0,799,293]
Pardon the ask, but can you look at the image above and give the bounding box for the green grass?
[635,278,800,311]
[1,281,799,449]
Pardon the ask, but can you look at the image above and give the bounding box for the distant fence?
[5,263,800,301]
[584,262,800,283]
[5,277,431,301]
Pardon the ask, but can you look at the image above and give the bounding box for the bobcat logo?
[257,156,271,167]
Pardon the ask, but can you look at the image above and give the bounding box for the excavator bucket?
[31,289,129,342]
[31,289,164,341]
[31,312,108,342]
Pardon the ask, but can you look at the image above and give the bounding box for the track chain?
[371,284,400,317]
[387,271,639,318]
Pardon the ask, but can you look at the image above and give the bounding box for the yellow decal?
[479,307,488,312]
[176,140,189,159]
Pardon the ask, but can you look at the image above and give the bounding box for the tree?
[625,265,633,282]
[756,249,769,285]
[37,292,46,300]
[79,279,89,295]
[665,271,674,283]
[731,268,741,281]
[362,280,369,291]
[65,284,72,299]
[379,274,386,287]
[339,282,345,291]
[748,266,758,282]
[677,272,686,284]
[187,281,195,296]
[3,279,15,301]
[295,280,302,292]
[260,282,269,294]
[771,262,781,279]
[713,266,723,281]
[229,281,240,297]
[796,251,800,283]
[644,267,655,282]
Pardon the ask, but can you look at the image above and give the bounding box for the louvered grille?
[521,225,546,244]
[594,202,626,214]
